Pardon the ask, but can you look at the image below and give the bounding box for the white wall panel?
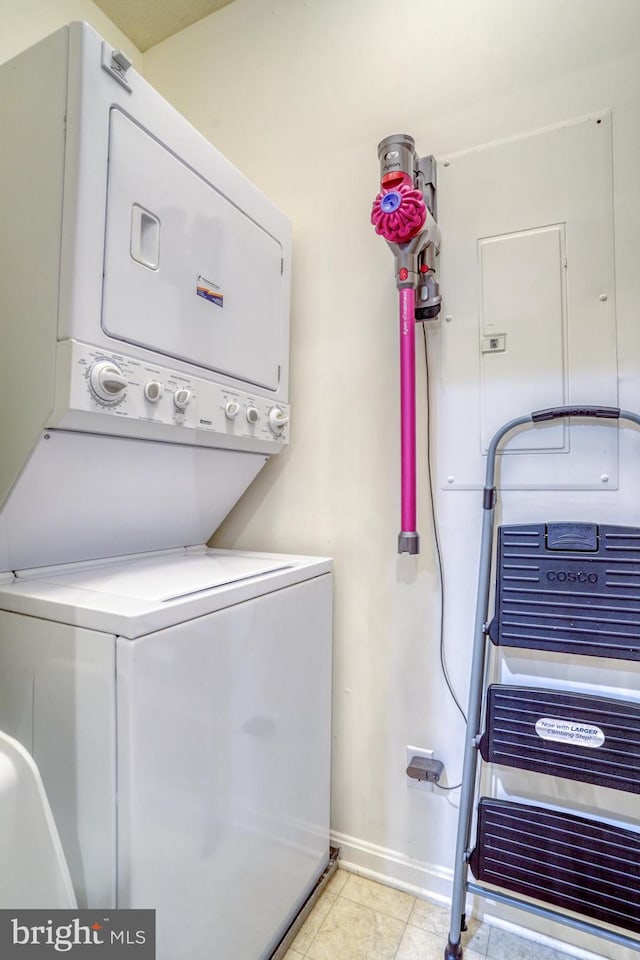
[438,112,618,488]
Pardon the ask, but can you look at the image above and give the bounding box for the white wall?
[3,1,640,956]
[144,3,640,955]
[0,0,140,66]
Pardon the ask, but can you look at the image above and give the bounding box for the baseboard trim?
[330,830,453,906]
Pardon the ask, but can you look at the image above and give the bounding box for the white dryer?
[0,22,332,960]
[0,548,332,960]
[0,20,292,572]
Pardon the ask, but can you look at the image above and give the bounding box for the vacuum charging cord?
[422,324,467,789]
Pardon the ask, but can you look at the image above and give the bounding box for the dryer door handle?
[130,204,160,270]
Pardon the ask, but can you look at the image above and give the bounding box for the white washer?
[0,547,332,960]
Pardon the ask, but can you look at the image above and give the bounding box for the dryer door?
[101,109,284,391]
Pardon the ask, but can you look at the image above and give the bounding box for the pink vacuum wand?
[370,134,441,555]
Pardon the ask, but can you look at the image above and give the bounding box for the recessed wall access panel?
[479,224,567,453]
[437,112,618,489]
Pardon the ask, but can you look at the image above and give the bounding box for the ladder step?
[488,523,640,660]
[470,799,640,935]
[479,685,640,793]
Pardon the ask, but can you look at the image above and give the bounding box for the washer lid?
[0,549,331,639]
[17,552,290,603]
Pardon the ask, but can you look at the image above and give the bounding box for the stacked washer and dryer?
[0,22,332,960]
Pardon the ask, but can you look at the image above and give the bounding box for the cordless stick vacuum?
[371,135,441,554]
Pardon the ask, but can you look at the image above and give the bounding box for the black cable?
[422,321,465,793]
[422,322,468,726]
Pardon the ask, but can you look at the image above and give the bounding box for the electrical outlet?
[406,745,434,790]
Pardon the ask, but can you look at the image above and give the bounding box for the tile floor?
[284,870,576,960]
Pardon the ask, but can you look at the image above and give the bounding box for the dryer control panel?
[51,340,290,454]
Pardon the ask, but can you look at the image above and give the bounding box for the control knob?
[224,401,241,420]
[268,407,289,433]
[89,360,128,403]
[174,388,192,410]
[144,380,163,403]
[246,406,260,424]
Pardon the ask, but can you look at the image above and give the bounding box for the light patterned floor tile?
[487,926,569,960]
[408,897,450,937]
[289,890,337,954]
[293,870,577,960]
[340,872,415,922]
[305,895,405,960]
[324,867,349,896]
[396,924,487,960]
[409,898,489,954]
[464,920,491,956]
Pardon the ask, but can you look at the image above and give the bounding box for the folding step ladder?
[445,405,640,959]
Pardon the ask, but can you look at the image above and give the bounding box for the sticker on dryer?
[196,274,224,308]
[535,716,605,748]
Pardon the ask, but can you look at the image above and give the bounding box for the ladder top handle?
[481,405,640,503]
[531,405,620,422]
